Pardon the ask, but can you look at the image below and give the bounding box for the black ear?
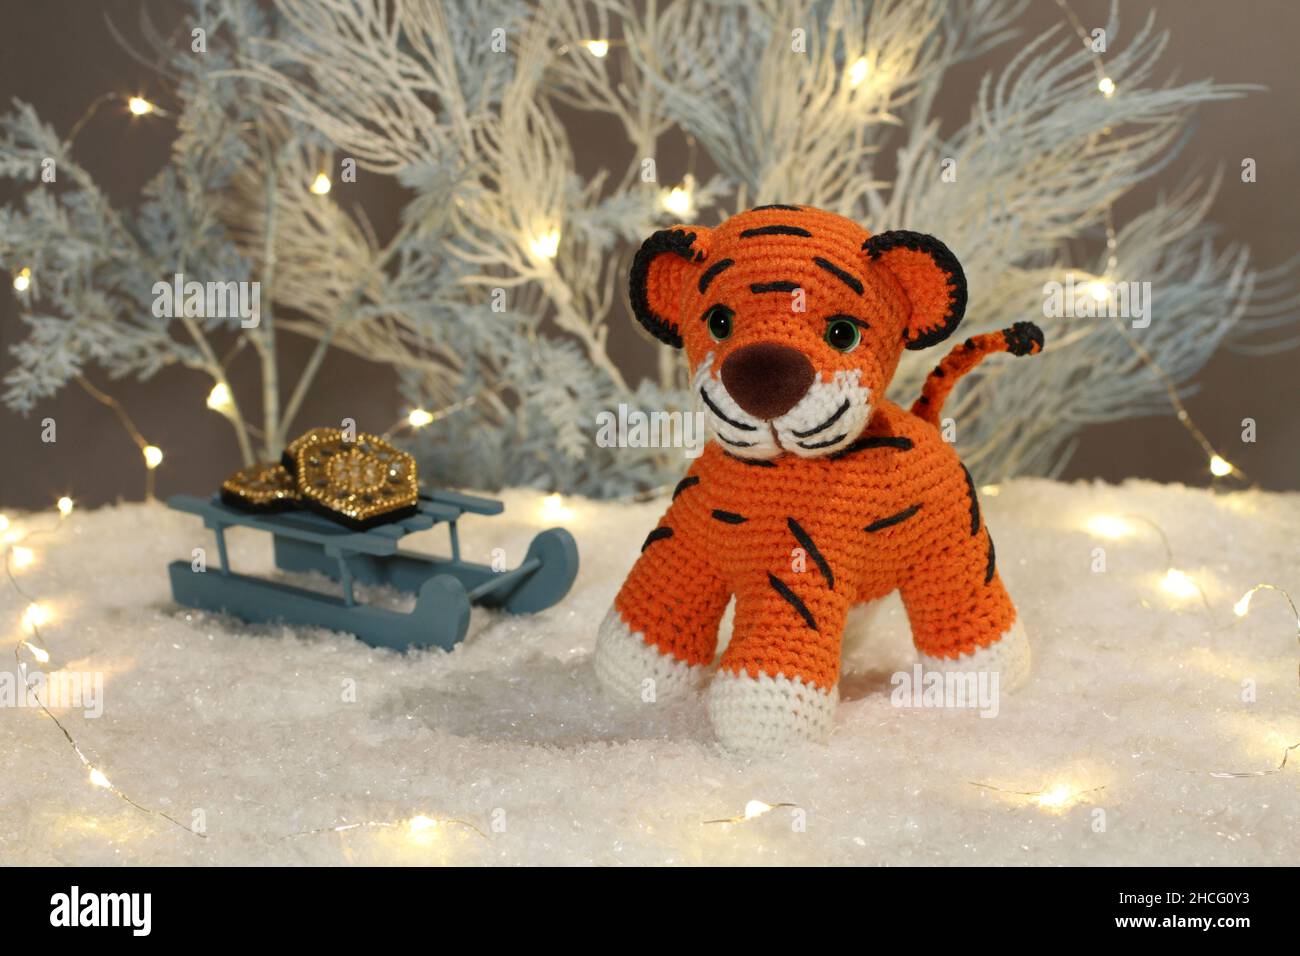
[862,230,966,350]
[628,226,712,348]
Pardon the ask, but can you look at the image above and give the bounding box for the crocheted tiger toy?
[594,204,1045,753]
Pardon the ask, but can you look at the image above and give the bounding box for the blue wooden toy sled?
[167,490,578,651]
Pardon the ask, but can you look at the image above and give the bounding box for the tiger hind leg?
[900,520,1030,689]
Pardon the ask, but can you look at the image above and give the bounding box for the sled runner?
[166,489,578,651]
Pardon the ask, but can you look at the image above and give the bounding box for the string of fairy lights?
[4,18,1297,853]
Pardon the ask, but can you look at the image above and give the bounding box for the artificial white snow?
[1,479,1297,865]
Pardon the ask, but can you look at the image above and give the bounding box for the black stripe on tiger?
[711,509,748,524]
[985,532,997,584]
[740,225,813,238]
[750,280,801,294]
[642,527,673,552]
[697,258,734,294]
[828,434,914,460]
[812,256,864,295]
[724,452,776,467]
[787,518,834,590]
[672,476,700,500]
[961,464,980,536]
[767,573,818,631]
[865,503,922,533]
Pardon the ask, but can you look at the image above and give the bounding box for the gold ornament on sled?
[220,427,420,528]
[219,462,300,511]
[289,428,420,529]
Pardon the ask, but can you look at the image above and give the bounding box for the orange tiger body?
[595,205,1043,752]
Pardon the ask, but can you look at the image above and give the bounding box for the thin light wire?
[284,817,487,840]
[1052,1,1247,485]
[75,376,159,500]
[1109,314,1248,483]
[1114,512,1211,611]
[381,394,480,440]
[4,514,206,838]
[969,781,1107,806]
[703,801,798,825]
[1199,583,1300,778]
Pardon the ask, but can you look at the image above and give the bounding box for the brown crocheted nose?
[720,343,815,421]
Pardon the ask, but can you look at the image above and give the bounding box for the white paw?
[707,669,838,754]
[594,606,706,704]
[918,616,1031,691]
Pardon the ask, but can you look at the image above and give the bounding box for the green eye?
[824,317,862,352]
[704,305,734,342]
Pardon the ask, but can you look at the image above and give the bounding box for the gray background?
[1,0,1296,509]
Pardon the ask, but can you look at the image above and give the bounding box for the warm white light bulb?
[142,445,163,469]
[12,267,31,292]
[128,96,156,116]
[848,57,870,88]
[1085,514,1132,539]
[662,185,693,218]
[89,768,112,789]
[1034,784,1075,809]
[407,408,434,428]
[56,496,74,517]
[1086,279,1110,302]
[0,514,9,532]
[206,382,232,412]
[584,39,609,58]
[409,815,438,833]
[24,641,49,664]
[1233,591,1253,617]
[529,229,561,260]
[22,602,51,630]
[310,172,331,195]
[1098,76,1116,97]
[1161,568,1198,600]
[11,546,34,569]
[1209,455,1234,478]
[538,493,573,522]
[743,799,773,820]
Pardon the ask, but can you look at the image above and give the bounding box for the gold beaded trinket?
[290,428,420,529]
[219,462,301,511]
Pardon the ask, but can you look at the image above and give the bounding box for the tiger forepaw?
[707,669,838,754]
[594,606,707,704]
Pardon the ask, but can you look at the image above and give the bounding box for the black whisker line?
[796,433,846,450]
[791,399,850,438]
[699,387,757,431]
[750,281,800,294]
